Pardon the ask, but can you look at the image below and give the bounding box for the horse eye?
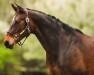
[16,20,20,24]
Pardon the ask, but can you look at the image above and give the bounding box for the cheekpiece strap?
[25,8,31,33]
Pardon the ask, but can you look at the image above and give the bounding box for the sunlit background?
[0,0,94,75]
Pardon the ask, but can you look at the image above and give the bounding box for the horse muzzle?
[4,34,15,49]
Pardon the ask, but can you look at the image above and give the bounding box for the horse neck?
[29,10,74,55]
[34,22,61,54]
[32,17,60,53]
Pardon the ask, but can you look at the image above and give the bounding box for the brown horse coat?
[4,4,94,75]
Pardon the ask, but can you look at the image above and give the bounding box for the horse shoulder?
[59,44,86,74]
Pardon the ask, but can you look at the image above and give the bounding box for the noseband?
[7,9,31,46]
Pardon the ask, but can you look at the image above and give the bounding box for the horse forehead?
[11,15,18,24]
[12,14,23,21]
[12,15,18,21]
[12,15,16,21]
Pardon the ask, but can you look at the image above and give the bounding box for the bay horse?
[4,4,94,75]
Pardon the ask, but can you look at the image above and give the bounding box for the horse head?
[4,4,36,49]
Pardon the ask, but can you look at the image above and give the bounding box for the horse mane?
[46,14,83,34]
[27,8,83,34]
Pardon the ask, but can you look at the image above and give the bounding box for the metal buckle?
[26,17,29,23]
[26,25,31,33]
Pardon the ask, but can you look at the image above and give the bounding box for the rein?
[7,8,31,46]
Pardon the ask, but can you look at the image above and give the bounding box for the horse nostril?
[4,41,9,47]
[4,40,14,49]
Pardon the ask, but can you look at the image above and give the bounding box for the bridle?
[7,9,31,46]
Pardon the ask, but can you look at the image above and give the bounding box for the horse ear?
[11,4,18,12]
[15,3,25,13]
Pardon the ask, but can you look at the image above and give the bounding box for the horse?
[4,4,94,75]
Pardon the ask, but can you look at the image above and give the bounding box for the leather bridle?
[7,9,31,46]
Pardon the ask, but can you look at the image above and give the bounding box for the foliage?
[0,36,21,75]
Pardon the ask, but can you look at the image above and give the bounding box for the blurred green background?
[0,0,94,75]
